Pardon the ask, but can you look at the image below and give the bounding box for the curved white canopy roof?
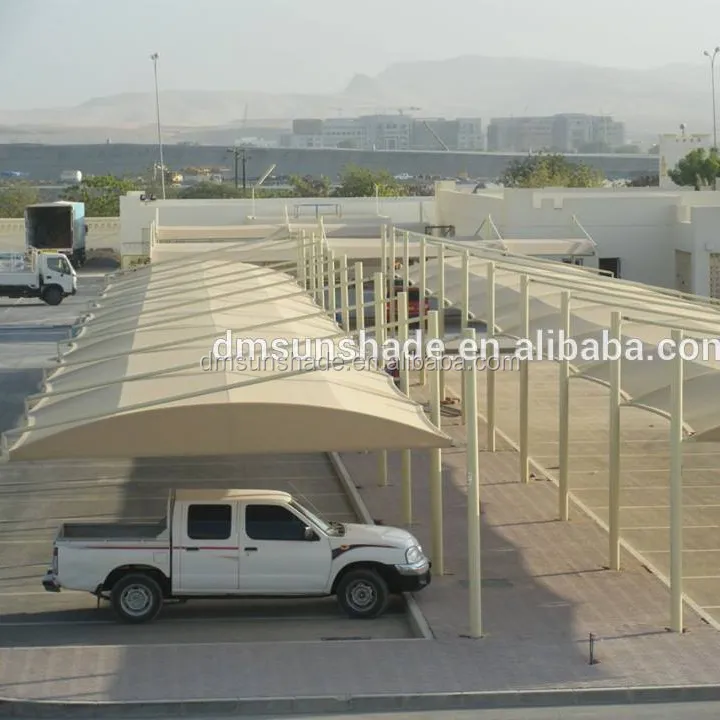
[410,242,720,442]
[2,245,452,461]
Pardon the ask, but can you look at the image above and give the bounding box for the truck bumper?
[42,570,61,593]
[393,559,431,592]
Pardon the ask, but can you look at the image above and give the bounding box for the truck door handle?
[244,547,258,552]
[185,547,199,552]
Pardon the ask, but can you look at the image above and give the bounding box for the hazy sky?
[2,0,720,109]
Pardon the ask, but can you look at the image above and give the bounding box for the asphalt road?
[122,702,720,719]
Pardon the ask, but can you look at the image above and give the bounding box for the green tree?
[0,183,40,218]
[290,174,331,197]
[499,153,605,188]
[60,175,140,216]
[668,148,720,190]
[333,164,407,197]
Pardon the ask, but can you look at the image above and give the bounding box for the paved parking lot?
[0,273,414,649]
[466,362,720,628]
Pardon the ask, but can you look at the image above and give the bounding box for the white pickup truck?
[42,489,431,623]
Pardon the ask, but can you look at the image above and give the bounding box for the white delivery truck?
[42,489,431,623]
[0,249,77,305]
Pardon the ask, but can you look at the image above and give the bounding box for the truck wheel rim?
[347,580,376,611]
[120,585,152,616]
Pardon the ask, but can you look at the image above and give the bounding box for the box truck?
[25,201,87,268]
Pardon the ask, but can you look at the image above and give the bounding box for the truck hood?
[334,522,419,550]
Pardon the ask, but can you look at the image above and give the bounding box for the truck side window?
[187,504,231,540]
[245,505,306,541]
[46,257,63,273]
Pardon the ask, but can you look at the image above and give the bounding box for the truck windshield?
[290,501,331,533]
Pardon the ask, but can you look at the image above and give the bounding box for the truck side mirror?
[304,526,318,541]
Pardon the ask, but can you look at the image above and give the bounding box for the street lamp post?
[227,146,250,195]
[150,53,166,200]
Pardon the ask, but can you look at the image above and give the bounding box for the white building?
[659,132,713,189]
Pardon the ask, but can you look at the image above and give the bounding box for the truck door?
[239,503,332,594]
[176,502,240,593]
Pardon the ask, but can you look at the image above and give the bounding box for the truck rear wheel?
[111,573,163,623]
[336,568,389,618]
[41,286,63,306]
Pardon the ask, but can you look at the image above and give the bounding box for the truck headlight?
[405,545,423,564]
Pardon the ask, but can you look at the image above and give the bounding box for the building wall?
[658,133,712,189]
[435,185,720,295]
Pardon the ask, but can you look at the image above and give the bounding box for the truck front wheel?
[111,573,163,623]
[41,286,63,306]
[336,568,389,618]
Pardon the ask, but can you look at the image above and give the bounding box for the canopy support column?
[403,230,410,291]
[519,274,530,484]
[328,250,337,320]
[374,271,388,487]
[670,328,685,633]
[461,250,470,331]
[438,243,446,400]
[316,234,325,309]
[464,327,482,638]
[558,290,571,521]
[398,291,412,526]
[381,224,388,283]
[609,311,622,571]
[419,236,427,387]
[486,262,497,452]
[428,309,444,574]
[297,231,307,288]
[355,261,364,333]
[389,228,396,285]
[340,255,350,331]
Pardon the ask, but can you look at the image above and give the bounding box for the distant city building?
[281,115,485,151]
[487,114,626,153]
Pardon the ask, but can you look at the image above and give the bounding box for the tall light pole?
[150,52,166,200]
[703,47,720,150]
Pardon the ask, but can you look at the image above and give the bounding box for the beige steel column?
[669,328,685,633]
[419,236,428,387]
[519,274,530,484]
[340,254,350,331]
[461,250,470,331]
[428,309,444,574]
[328,250,337,320]
[608,311,622,571]
[558,290,571,521]
[398,291,412,525]
[355,261,365,333]
[374,271,388,487]
[464,327,482,638]
[486,262,497,452]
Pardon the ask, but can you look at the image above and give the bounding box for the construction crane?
[397,106,421,115]
[421,120,450,151]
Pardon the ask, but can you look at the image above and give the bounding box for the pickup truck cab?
[42,489,431,623]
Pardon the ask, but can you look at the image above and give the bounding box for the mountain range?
[0,55,712,144]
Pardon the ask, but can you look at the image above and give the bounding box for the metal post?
[462,250,470,331]
[428,309,444,574]
[670,328,684,632]
[403,230,410,292]
[519,274,530,483]
[150,53,166,201]
[608,311,622,570]
[298,232,307,289]
[316,235,325,309]
[398,291,412,526]
[308,235,317,297]
[419,236,427,387]
[355,261,364,333]
[389,228,396,286]
[328,250,337,320]
[340,255,350,331]
[558,291,571,521]
[374,271,388,487]
[464,327,482,638]
[486,262,496,452]
[438,243,446,340]
[381,225,388,282]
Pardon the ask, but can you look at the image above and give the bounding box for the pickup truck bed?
[60,520,167,540]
